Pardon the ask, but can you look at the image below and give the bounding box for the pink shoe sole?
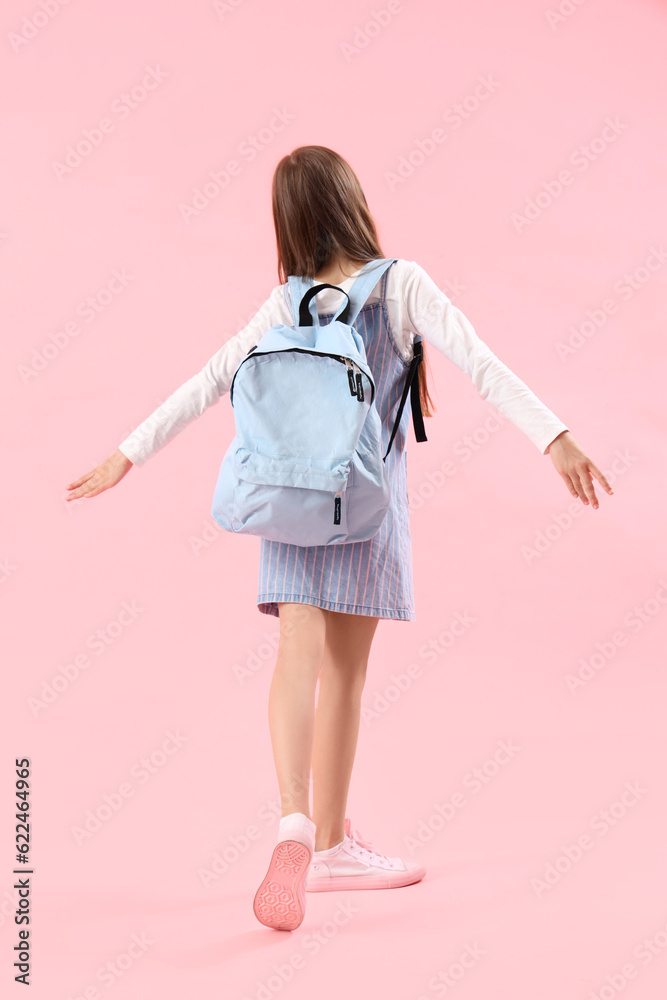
[306,861,426,892]
[253,836,313,930]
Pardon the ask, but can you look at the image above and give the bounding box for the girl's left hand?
[546,431,613,510]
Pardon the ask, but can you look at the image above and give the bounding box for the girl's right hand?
[65,449,134,501]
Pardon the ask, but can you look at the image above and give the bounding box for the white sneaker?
[305,817,426,891]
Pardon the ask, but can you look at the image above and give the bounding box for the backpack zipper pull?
[353,364,364,402]
[344,360,357,397]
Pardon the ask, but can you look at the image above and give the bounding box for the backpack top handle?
[289,258,397,328]
[298,284,352,327]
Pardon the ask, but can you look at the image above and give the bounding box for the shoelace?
[344,819,402,869]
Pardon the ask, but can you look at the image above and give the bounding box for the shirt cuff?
[541,425,569,455]
[118,440,145,466]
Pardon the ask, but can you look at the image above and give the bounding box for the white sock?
[278,812,316,845]
[314,837,343,855]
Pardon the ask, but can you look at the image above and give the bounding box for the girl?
[65,145,612,932]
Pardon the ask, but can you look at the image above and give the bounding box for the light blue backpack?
[211,257,426,546]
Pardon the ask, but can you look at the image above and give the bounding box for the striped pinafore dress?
[257,260,419,622]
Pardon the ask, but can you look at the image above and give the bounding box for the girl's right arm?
[64,283,287,501]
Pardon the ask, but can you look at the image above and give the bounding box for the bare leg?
[311,610,380,851]
[268,602,327,818]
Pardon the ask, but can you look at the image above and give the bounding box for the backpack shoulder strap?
[345,257,428,460]
[342,258,397,325]
[287,261,427,461]
[286,275,308,326]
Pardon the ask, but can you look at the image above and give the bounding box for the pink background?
[3,0,667,996]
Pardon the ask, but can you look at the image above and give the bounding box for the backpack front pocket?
[230,447,352,545]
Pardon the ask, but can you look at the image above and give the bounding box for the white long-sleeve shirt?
[117,259,569,465]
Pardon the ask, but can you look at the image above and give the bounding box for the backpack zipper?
[230,347,375,405]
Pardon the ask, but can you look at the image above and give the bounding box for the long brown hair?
[271,145,436,420]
